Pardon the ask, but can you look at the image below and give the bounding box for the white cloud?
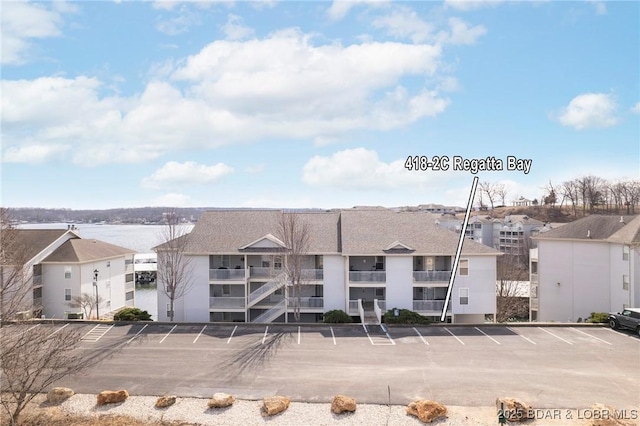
[631,102,640,114]
[141,161,234,189]
[156,6,202,35]
[2,30,450,165]
[587,0,607,15]
[440,17,486,45]
[245,163,266,174]
[0,1,73,64]
[326,0,387,21]
[557,93,618,130]
[302,148,448,189]
[444,0,505,11]
[2,144,70,164]
[221,14,254,40]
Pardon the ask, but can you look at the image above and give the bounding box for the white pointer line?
[441,176,479,322]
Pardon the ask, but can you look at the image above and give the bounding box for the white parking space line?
[330,327,337,345]
[261,326,269,345]
[444,327,465,345]
[159,325,177,344]
[605,328,637,339]
[21,324,40,335]
[227,325,237,344]
[539,327,572,344]
[81,324,113,342]
[297,326,301,345]
[126,324,148,344]
[475,327,500,345]
[413,327,429,345]
[47,323,69,337]
[380,324,396,345]
[570,328,612,345]
[507,327,536,345]
[193,325,207,344]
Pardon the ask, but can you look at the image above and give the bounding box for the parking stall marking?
[570,327,612,345]
[506,327,536,345]
[193,325,207,344]
[413,327,429,345]
[297,326,301,345]
[330,326,337,345]
[539,327,573,345]
[47,323,69,337]
[126,324,148,344]
[159,324,177,344]
[227,325,237,344]
[81,324,114,342]
[475,327,501,345]
[444,327,465,345]
[261,326,269,345]
[605,327,638,339]
[20,324,40,335]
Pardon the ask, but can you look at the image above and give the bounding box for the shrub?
[113,308,152,321]
[587,312,609,323]
[382,308,431,325]
[323,309,352,323]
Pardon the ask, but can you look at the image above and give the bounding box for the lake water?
[20,223,194,320]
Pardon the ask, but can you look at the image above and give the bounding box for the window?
[126,273,134,282]
[220,255,230,268]
[623,275,629,291]
[274,256,282,269]
[64,266,72,279]
[125,291,134,301]
[459,259,469,276]
[531,286,538,298]
[623,246,629,261]
[459,288,469,305]
[375,288,384,297]
[64,288,71,301]
[166,303,173,318]
[531,262,538,274]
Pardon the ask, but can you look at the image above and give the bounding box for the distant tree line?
[5,207,210,224]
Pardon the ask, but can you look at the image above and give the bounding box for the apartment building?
[156,208,500,324]
[6,228,136,319]
[530,215,640,322]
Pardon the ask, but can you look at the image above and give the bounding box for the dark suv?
[608,308,640,336]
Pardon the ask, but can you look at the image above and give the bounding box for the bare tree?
[67,293,103,319]
[0,208,32,325]
[479,181,499,210]
[156,211,194,322]
[495,255,529,322]
[561,179,579,217]
[277,212,311,322]
[496,183,508,207]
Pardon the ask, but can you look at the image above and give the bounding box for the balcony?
[413,271,452,282]
[349,271,386,283]
[125,281,135,292]
[249,267,282,278]
[301,269,324,280]
[413,300,451,312]
[210,268,246,280]
[292,297,324,309]
[209,297,246,309]
[33,275,42,286]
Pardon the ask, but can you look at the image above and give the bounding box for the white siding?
[322,255,345,311]
[450,256,496,316]
[182,255,210,322]
[385,256,412,310]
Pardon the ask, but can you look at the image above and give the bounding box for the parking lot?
[12,322,640,409]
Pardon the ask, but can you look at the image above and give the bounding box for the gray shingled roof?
[340,209,499,255]
[12,229,72,261]
[534,215,638,242]
[606,215,640,244]
[184,210,341,254]
[42,239,136,263]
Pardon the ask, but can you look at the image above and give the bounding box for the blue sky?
[1,0,638,210]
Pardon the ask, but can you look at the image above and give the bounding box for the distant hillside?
[7,207,211,224]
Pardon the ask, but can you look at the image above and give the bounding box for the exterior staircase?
[247,273,285,307]
[251,299,286,323]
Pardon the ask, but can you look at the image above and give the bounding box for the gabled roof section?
[340,208,500,255]
[184,209,341,254]
[13,229,77,262]
[239,233,286,251]
[607,215,640,244]
[534,215,638,241]
[383,241,415,253]
[42,239,136,263]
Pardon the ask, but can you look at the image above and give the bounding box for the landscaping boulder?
[208,393,235,408]
[331,395,357,414]
[406,400,447,423]
[262,395,290,416]
[495,397,534,422]
[97,389,129,405]
[155,395,176,408]
[47,387,74,404]
[589,403,635,426]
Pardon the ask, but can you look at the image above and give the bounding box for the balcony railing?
[413,271,452,282]
[249,267,282,278]
[210,269,246,280]
[349,271,386,282]
[209,297,246,309]
[413,300,451,312]
[348,299,360,315]
[292,297,324,309]
[301,269,324,280]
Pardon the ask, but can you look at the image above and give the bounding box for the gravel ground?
[56,394,602,425]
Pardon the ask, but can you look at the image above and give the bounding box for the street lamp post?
[93,269,99,320]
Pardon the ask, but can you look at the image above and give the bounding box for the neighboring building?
[512,196,533,207]
[530,215,640,322]
[11,228,136,319]
[156,208,500,324]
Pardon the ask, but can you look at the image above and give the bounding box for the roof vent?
[587,230,591,239]
[620,216,625,224]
